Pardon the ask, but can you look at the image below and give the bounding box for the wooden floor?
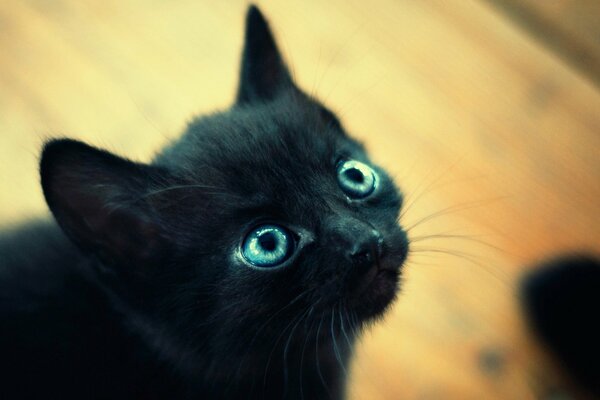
[1,1,599,398]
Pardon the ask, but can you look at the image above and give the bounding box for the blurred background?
[1,0,599,398]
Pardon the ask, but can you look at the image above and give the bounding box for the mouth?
[347,259,404,320]
[346,235,409,319]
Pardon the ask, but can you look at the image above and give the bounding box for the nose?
[324,215,383,274]
[348,229,382,275]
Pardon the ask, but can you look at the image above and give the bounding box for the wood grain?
[1,1,598,398]
[488,0,600,87]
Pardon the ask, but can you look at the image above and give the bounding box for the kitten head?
[40,5,408,356]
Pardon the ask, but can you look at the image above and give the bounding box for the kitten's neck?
[205,334,353,400]
[90,266,203,377]
[93,264,354,399]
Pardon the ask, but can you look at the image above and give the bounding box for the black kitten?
[0,6,408,399]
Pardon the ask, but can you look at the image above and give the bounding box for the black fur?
[0,5,408,399]
[521,254,600,398]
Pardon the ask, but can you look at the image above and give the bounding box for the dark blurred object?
[521,254,600,398]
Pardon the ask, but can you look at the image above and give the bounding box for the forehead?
[157,99,365,200]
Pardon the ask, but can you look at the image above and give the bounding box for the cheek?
[382,225,409,261]
[293,250,349,304]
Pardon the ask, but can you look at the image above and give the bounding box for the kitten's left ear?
[236,5,295,104]
[40,139,169,272]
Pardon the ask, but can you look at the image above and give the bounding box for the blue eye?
[337,159,377,198]
[241,224,293,267]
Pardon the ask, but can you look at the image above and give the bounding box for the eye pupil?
[259,233,276,251]
[344,168,364,183]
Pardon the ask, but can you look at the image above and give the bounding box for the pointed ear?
[236,5,295,104]
[40,139,168,270]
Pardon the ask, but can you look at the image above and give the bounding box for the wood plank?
[487,0,600,87]
[0,0,598,398]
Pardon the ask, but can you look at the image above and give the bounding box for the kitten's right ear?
[236,5,294,104]
[40,139,169,271]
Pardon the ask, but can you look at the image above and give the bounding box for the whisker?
[138,184,237,200]
[246,292,307,349]
[400,173,492,223]
[404,196,507,233]
[409,233,507,253]
[319,21,370,105]
[310,41,323,98]
[348,310,360,339]
[332,71,389,123]
[409,247,512,287]
[339,303,354,350]
[262,312,306,398]
[299,305,316,400]
[400,154,468,221]
[330,304,348,379]
[230,292,307,388]
[282,306,312,398]
[314,312,332,399]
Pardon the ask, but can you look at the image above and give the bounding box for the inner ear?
[40,139,169,270]
[236,5,295,104]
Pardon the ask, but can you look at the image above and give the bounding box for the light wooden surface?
[487,0,600,87]
[1,1,599,398]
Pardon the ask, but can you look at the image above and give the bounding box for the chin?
[351,239,408,321]
[350,268,402,321]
